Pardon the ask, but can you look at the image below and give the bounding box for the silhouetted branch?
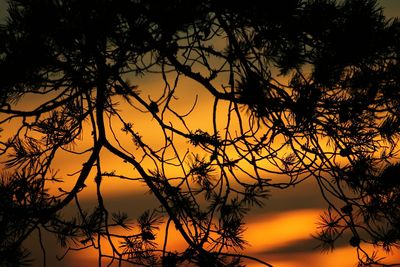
[1,0,400,266]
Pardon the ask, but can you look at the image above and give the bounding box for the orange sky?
[14,50,400,267]
[29,206,400,267]
[2,1,400,267]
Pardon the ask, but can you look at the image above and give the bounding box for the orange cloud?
[245,209,322,253]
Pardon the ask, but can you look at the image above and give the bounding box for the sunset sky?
[1,1,400,267]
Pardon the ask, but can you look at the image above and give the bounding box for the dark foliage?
[0,0,400,266]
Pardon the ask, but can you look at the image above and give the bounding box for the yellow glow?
[3,32,400,267]
[66,208,400,267]
[68,209,320,263]
[245,209,322,253]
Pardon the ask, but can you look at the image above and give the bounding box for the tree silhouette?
[1,0,400,266]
